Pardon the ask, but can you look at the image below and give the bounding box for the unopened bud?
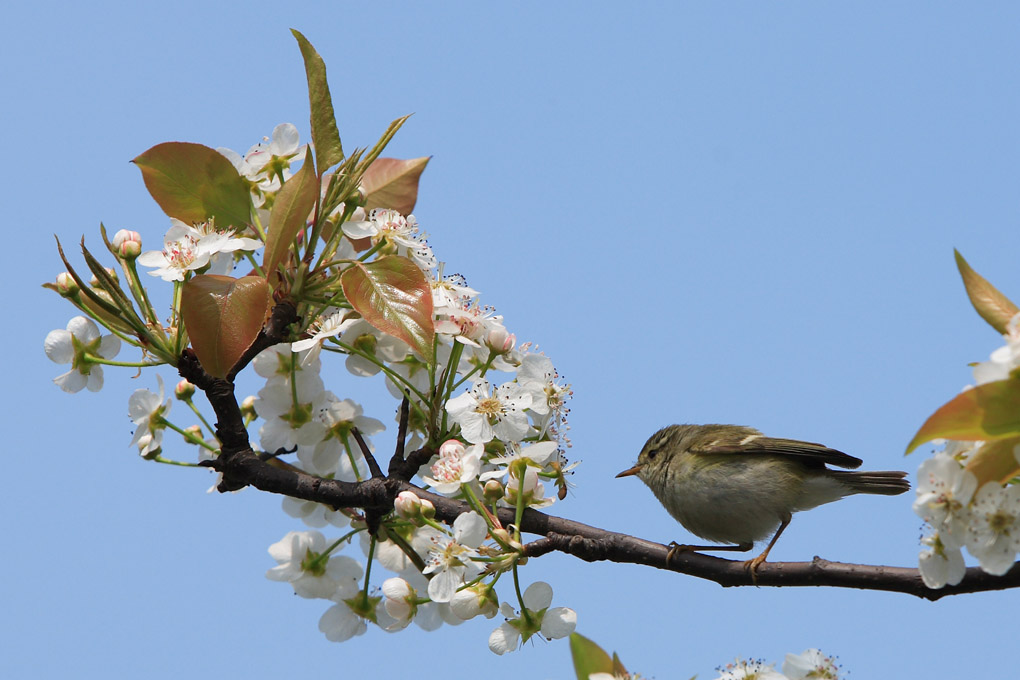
[55,272,79,296]
[491,528,511,546]
[175,379,196,400]
[240,395,257,419]
[394,490,422,520]
[184,424,203,442]
[438,438,466,459]
[483,479,504,503]
[112,229,142,249]
[420,498,436,519]
[485,326,515,354]
[118,239,142,259]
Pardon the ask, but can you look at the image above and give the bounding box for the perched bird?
[616,424,910,576]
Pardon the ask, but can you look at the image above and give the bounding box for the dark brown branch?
[352,428,384,479]
[204,446,1020,601]
[180,319,1020,602]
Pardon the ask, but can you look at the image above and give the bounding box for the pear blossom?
[342,208,436,271]
[254,371,329,452]
[446,378,532,444]
[281,496,351,529]
[504,466,555,509]
[913,453,977,548]
[965,481,1020,575]
[429,267,479,308]
[45,316,121,393]
[292,395,383,478]
[422,440,483,494]
[218,123,307,200]
[487,581,576,655]
[253,342,322,380]
[292,309,356,352]
[420,511,488,603]
[339,319,410,377]
[266,530,361,599]
[137,219,261,281]
[918,532,966,589]
[318,594,382,643]
[450,582,499,620]
[713,659,787,680]
[380,577,421,631]
[128,375,172,456]
[782,649,840,679]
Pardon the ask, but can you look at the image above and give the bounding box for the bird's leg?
[666,540,753,566]
[742,512,792,584]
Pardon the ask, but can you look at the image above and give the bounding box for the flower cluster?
[913,311,1020,588]
[45,119,576,654]
[712,650,840,680]
[914,444,1020,587]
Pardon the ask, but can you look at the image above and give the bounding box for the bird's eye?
[647,449,658,460]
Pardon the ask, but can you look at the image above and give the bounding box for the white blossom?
[44,316,120,393]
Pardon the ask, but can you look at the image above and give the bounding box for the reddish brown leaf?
[955,249,1018,334]
[339,256,434,362]
[180,275,271,378]
[292,29,344,172]
[264,148,317,284]
[133,142,251,229]
[965,436,1020,486]
[361,157,430,215]
[906,377,1020,453]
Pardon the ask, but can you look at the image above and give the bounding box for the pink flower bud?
[438,438,466,459]
[485,327,515,354]
[55,272,79,296]
[394,490,422,520]
[112,230,143,259]
[175,379,196,400]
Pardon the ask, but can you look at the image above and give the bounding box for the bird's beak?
[616,464,643,478]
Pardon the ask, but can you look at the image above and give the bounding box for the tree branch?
[182,312,1020,602]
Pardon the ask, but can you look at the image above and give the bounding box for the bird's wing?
[689,428,863,469]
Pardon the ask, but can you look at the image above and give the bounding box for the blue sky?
[5,2,1018,678]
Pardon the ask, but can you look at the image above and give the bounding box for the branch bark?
[183,303,1020,603]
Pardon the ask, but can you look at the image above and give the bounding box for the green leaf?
[180,275,271,378]
[965,435,1020,486]
[339,256,434,362]
[906,377,1020,453]
[361,156,431,215]
[264,147,318,283]
[569,633,618,680]
[955,249,1019,334]
[133,142,252,228]
[292,29,344,172]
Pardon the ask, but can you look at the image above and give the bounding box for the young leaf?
[264,147,317,283]
[361,156,431,215]
[955,249,1019,334]
[339,256,434,362]
[906,377,1020,453]
[965,436,1020,486]
[569,633,618,680]
[291,29,344,173]
[180,275,271,379]
[133,142,252,229]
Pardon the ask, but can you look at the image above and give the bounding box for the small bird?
[616,424,910,576]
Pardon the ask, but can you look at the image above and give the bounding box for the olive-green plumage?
[617,424,909,571]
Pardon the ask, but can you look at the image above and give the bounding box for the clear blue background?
[4,2,1017,678]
